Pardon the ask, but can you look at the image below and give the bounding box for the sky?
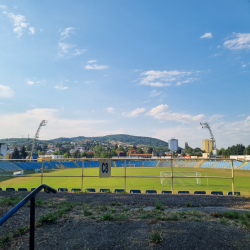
[0,0,250,149]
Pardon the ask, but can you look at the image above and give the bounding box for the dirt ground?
[1,192,250,250]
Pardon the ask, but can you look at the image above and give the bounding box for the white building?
[0,143,7,159]
[168,138,178,152]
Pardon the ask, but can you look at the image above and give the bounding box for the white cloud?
[122,108,146,117]
[0,5,6,9]
[3,11,33,37]
[242,64,247,68]
[224,33,250,50]
[0,85,14,98]
[60,27,75,40]
[74,49,86,55]
[27,81,34,85]
[140,70,196,87]
[85,64,108,70]
[150,90,162,97]
[55,85,68,90]
[58,42,73,55]
[239,114,245,117]
[87,60,97,64]
[0,108,119,140]
[146,104,205,123]
[200,32,213,39]
[107,107,114,113]
[28,27,35,34]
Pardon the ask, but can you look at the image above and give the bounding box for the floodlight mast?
[200,122,216,150]
[30,120,48,160]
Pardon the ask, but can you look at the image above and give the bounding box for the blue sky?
[0,0,250,149]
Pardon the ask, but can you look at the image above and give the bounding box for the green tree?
[100,151,108,158]
[63,152,70,158]
[72,150,81,158]
[20,144,28,159]
[147,147,153,154]
[11,146,20,159]
[93,145,103,158]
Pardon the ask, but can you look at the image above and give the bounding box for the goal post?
[160,171,202,186]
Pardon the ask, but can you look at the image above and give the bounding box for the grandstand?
[0,159,248,173]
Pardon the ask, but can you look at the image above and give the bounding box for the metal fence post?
[232,159,234,196]
[124,159,126,192]
[81,159,84,191]
[30,196,35,250]
[171,158,174,194]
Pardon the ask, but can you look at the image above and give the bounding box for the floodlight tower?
[30,120,48,159]
[200,122,216,150]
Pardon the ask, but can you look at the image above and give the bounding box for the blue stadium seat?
[184,161,202,168]
[213,161,230,169]
[211,191,223,195]
[173,160,186,167]
[49,162,62,168]
[62,162,77,168]
[228,191,240,196]
[6,188,15,191]
[146,190,157,193]
[162,191,172,194]
[15,162,33,170]
[76,161,90,167]
[42,162,54,169]
[159,161,171,167]
[71,188,81,192]
[200,161,216,168]
[144,161,158,167]
[114,189,125,193]
[240,162,250,170]
[26,162,41,169]
[18,188,28,191]
[194,191,206,194]
[116,161,125,167]
[178,191,189,194]
[129,161,143,167]
[130,190,141,193]
[88,161,99,167]
[58,188,68,192]
[100,189,110,193]
[0,162,22,171]
[85,188,96,192]
[225,161,243,169]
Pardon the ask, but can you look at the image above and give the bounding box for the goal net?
[122,164,135,167]
[160,171,202,186]
[13,170,23,176]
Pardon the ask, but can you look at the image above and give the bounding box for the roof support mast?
[30,120,48,160]
[200,122,216,150]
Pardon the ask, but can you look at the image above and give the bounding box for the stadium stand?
[162,191,172,194]
[130,190,141,193]
[146,190,157,193]
[213,161,230,168]
[42,162,54,169]
[199,161,216,168]
[62,162,77,168]
[100,189,110,192]
[128,160,143,167]
[18,188,28,191]
[144,161,158,167]
[211,191,223,195]
[194,191,206,194]
[228,191,240,195]
[15,162,33,170]
[88,161,99,167]
[184,161,202,168]
[116,161,125,167]
[173,160,186,168]
[178,191,190,194]
[86,188,96,192]
[26,162,41,169]
[49,162,62,168]
[239,162,250,170]
[76,161,91,167]
[159,161,171,167]
[225,161,243,169]
[6,188,15,191]
[58,188,68,192]
[114,189,125,193]
[0,162,22,171]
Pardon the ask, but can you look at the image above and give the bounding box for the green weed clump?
[150,229,162,244]
[155,200,164,211]
[38,213,58,225]
[185,202,193,207]
[84,208,92,216]
[111,201,122,206]
[0,196,22,206]
[102,212,114,220]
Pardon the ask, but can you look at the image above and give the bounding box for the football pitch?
[0,167,250,195]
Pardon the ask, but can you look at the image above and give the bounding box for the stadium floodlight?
[30,120,48,160]
[200,122,216,150]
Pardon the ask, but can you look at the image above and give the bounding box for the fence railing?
[0,184,56,250]
[0,158,242,195]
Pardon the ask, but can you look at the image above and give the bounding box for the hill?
[0,134,168,147]
[51,134,168,147]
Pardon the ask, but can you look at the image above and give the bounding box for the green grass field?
[0,167,249,195]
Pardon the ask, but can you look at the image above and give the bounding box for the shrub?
[150,229,162,244]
